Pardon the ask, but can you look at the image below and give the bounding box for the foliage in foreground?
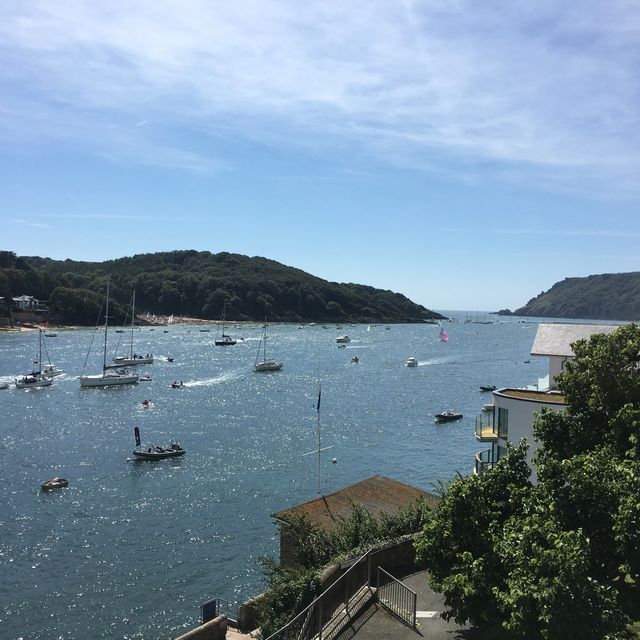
[257,497,434,637]
[415,324,640,639]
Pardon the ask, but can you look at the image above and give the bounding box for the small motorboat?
[133,443,185,460]
[336,335,351,343]
[480,385,497,392]
[140,374,152,382]
[170,381,185,388]
[406,357,418,367]
[42,363,64,378]
[435,411,463,423]
[41,477,68,491]
[132,427,185,460]
[167,356,174,362]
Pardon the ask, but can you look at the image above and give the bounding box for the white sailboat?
[80,283,139,388]
[15,329,53,389]
[214,300,236,346]
[108,288,153,367]
[254,321,283,372]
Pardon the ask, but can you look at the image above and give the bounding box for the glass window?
[497,407,509,438]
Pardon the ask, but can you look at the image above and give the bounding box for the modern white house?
[474,323,620,483]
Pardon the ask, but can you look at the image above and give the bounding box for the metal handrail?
[264,549,371,640]
[376,566,417,628]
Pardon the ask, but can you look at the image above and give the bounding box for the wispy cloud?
[1,1,639,189]
[11,218,52,230]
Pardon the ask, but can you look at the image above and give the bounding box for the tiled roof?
[272,475,439,530]
[531,323,621,357]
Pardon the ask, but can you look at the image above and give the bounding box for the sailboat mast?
[103,282,110,372]
[130,289,135,357]
[316,382,321,495]
[38,328,43,374]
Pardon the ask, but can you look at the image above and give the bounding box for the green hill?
[514,272,640,320]
[0,249,443,325]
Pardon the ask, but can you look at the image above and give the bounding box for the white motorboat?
[42,363,64,378]
[335,335,351,344]
[79,282,139,388]
[254,321,283,372]
[405,357,418,367]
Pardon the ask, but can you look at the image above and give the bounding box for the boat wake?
[188,370,244,387]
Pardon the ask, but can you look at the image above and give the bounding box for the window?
[497,407,509,438]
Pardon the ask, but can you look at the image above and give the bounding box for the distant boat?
[132,426,185,460]
[406,357,418,367]
[480,385,497,392]
[15,330,53,389]
[0,382,9,390]
[351,356,359,364]
[42,363,64,379]
[254,321,283,372]
[440,328,449,342]
[107,289,153,367]
[215,301,237,346]
[79,282,139,388]
[336,335,350,344]
[41,477,68,491]
[171,381,185,388]
[435,411,463,423]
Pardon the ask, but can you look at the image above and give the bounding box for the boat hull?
[435,412,463,423]
[215,338,236,346]
[133,449,186,460]
[254,360,283,372]
[15,376,52,389]
[109,356,154,367]
[80,373,139,387]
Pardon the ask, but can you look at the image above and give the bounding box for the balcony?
[475,409,498,441]
[475,448,496,474]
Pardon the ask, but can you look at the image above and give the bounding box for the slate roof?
[272,475,440,531]
[530,323,621,357]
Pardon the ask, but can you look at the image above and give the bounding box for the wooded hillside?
[514,272,640,320]
[0,250,443,324]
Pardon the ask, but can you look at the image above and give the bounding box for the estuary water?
[0,315,548,639]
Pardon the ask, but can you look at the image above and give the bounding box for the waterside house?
[272,475,440,567]
[474,323,620,483]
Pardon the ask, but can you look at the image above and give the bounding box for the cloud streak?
[1,0,639,189]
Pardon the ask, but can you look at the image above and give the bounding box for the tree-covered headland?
[0,250,443,325]
[415,324,640,639]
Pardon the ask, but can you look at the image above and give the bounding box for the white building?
[12,295,39,310]
[474,323,620,483]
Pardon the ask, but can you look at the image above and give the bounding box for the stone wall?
[174,615,227,640]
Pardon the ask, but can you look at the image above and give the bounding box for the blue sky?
[2,1,640,312]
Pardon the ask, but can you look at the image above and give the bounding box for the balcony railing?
[475,448,495,474]
[475,412,497,441]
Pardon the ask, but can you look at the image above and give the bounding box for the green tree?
[414,443,532,626]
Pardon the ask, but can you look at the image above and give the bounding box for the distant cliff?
[514,272,640,320]
[0,249,444,325]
